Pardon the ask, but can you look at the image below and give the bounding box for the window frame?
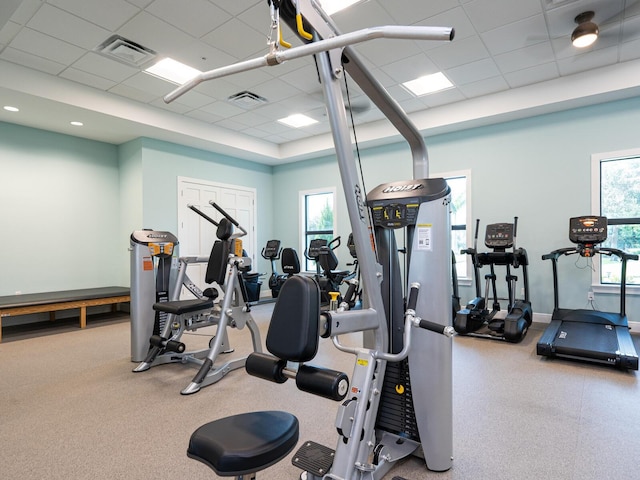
[590,148,640,293]
[435,169,472,283]
[299,187,337,272]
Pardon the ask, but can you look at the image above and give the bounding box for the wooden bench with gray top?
[0,287,130,342]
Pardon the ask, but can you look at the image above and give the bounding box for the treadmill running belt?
[554,322,618,355]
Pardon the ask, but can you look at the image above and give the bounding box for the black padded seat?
[153,298,213,315]
[187,411,299,477]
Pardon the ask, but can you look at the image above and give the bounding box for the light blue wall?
[138,138,275,273]
[0,121,122,296]
[272,96,640,321]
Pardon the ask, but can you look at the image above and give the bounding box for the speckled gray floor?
[1,304,638,480]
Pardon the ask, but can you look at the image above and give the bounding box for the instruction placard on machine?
[416,224,433,250]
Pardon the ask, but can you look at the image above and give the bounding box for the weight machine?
[133,202,262,395]
[162,0,455,477]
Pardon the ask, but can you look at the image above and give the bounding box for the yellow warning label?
[357,359,368,367]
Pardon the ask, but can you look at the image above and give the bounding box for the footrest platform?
[292,440,335,476]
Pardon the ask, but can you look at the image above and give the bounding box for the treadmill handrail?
[542,245,637,316]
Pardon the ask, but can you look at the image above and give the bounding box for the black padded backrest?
[205,240,230,285]
[216,217,233,241]
[266,275,320,362]
[318,246,339,272]
[281,248,300,275]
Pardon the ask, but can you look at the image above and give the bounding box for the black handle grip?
[210,201,240,227]
[407,284,419,311]
[188,204,219,226]
[418,319,449,336]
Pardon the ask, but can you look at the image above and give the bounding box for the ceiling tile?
[217,0,263,17]
[503,62,559,88]
[71,52,139,83]
[145,0,231,38]
[7,0,43,26]
[427,35,490,70]
[185,109,224,123]
[620,37,640,61]
[457,75,510,98]
[445,57,501,86]
[380,53,439,83]
[0,21,21,45]
[59,67,117,90]
[381,0,459,25]
[481,14,549,56]
[47,0,140,31]
[557,45,619,76]
[108,82,160,103]
[494,42,555,74]
[118,11,195,60]
[331,0,395,32]
[463,0,542,33]
[9,27,85,65]
[122,71,176,97]
[202,18,267,60]
[26,3,110,50]
[421,87,466,107]
[200,100,246,118]
[0,46,65,74]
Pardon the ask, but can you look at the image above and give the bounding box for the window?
[591,149,640,287]
[443,171,472,280]
[300,188,336,271]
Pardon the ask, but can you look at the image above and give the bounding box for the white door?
[177,177,256,296]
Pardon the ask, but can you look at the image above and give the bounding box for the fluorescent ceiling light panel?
[145,58,202,85]
[402,72,453,96]
[278,113,318,128]
[319,0,363,15]
[3,105,19,112]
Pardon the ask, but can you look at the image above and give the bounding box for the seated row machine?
[133,202,262,395]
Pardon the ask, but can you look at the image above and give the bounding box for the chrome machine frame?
[165,1,455,476]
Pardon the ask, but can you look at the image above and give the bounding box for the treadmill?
[537,216,639,370]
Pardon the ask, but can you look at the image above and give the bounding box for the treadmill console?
[484,223,514,250]
[569,216,607,245]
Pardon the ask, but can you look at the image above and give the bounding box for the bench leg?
[0,317,2,343]
[80,306,87,329]
[49,311,56,322]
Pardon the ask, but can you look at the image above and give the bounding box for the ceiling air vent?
[95,35,156,67]
[228,91,268,109]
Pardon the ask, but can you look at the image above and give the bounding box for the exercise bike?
[133,202,262,395]
[261,239,301,298]
[455,217,533,342]
[537,215,638,369]
[305,237,355,305]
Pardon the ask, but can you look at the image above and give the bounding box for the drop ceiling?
[1,0,640,165]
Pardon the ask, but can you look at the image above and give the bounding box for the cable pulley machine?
[162,1,455,478]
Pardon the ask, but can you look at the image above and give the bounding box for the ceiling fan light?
[571,22,598,48]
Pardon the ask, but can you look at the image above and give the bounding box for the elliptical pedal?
[292,440,335,477]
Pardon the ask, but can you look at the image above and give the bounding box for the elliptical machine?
[455,217,533,342]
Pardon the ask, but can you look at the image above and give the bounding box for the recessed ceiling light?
[278,113,318,128]
[3,106,19,112]
[402,72,454,97]
[70,121,84,126]
[319,0,364,15]
[145,57,202,85]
